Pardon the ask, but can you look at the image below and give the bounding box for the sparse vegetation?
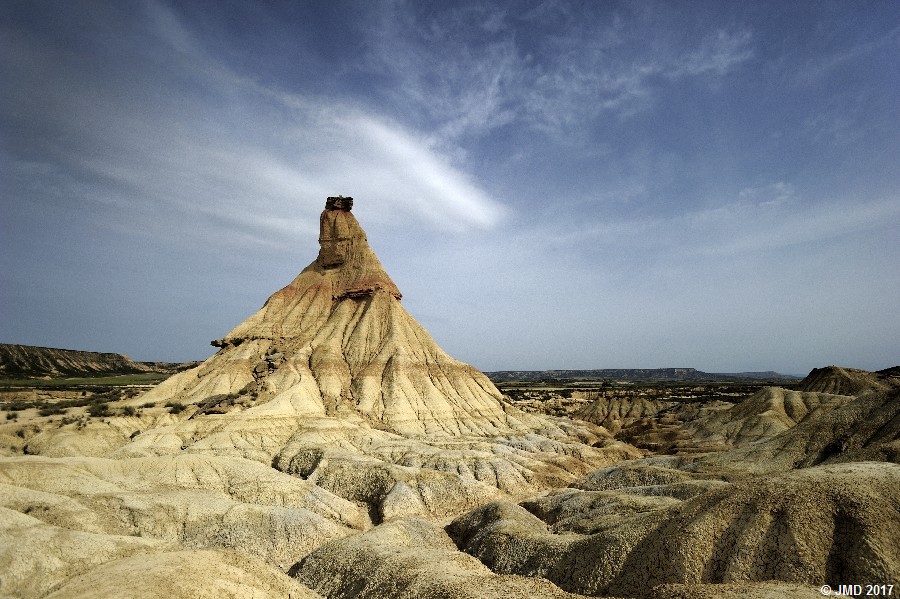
[59,414,88,430]
[38,406,67,417]
[0,385,151,422]
[0,373,170,388]
[87,403,110,417]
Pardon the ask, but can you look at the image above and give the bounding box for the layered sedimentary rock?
[574,396,670,433]
[117,198,637,515]
[693,387,900,474]
[140,196,536,438]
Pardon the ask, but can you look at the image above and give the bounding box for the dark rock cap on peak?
[325,196,353,211]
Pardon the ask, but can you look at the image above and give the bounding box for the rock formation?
[0,197,640,598]
[115,200,637,512]
[2,198,897,598]
[574,395,670,433]
[144,196,534,438]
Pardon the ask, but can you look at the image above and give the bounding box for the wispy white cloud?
[672,29,754,77]
[357,3,754,144]
[796,24,900,85]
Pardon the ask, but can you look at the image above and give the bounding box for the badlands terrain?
[1,197,898,598]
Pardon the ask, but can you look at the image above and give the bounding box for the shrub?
[120,405,137,417]
[38,406,67,417]
[6,412,17,420]
[88,403,110,417]
[165,401,186,414]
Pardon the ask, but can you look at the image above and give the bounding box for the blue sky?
[2,1,898,374]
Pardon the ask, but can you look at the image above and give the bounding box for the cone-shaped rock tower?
[143,197,525,436]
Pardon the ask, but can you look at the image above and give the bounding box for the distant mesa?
[487,367,799,383]
[0,343,190,378]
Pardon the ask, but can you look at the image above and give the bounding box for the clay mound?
[570,462,701,490]
[519,462,729,534]
[520,488,682,534]
[137,196,524,438]
[695,387,900,474]
[293,517,588,599]
[799,365,894,395]
[43,549,320,599]
[574,396,671,433]
[447,462,900,597]
[684,386,853,448]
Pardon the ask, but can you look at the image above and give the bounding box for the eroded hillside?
[1,198,897,599]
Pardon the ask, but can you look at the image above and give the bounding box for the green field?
[0,372,170,389]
